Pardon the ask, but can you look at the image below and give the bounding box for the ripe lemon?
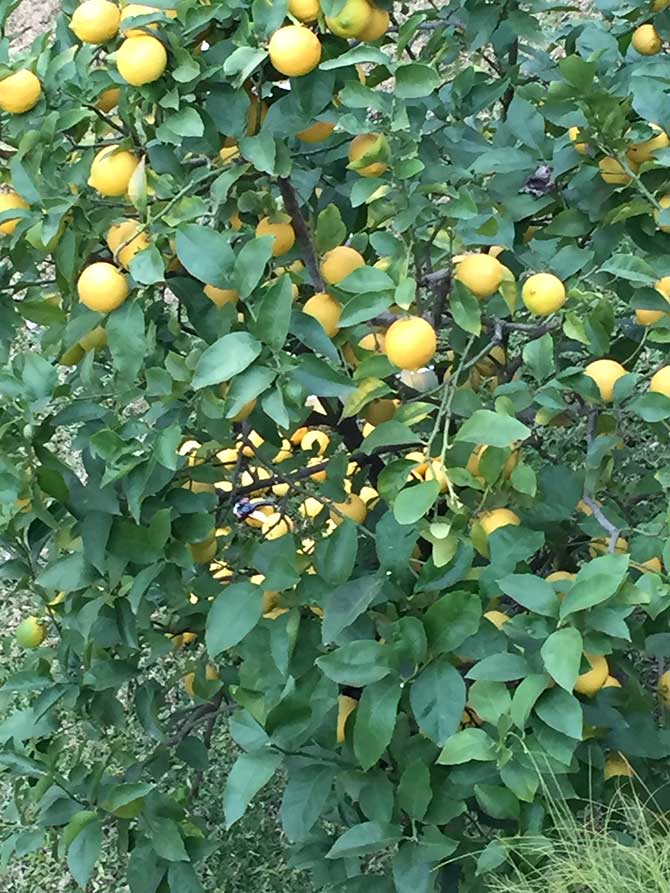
[204,284,239,307]
[256,216,296,256]
[326,0,373,38]
[603,675,622,689]
[455,254,503,299]
[106,219,150,268]
[385,316,437,370]
[183,664,219,697]
[484,610,510,629]
[584,358,627,402]
[190,536,217,564]
[16,616,46,648]
[631,23,662,55]
[337,694,358,743]
[300,429,330,455]
[425,458,450,493]
[476,508,520,557]
[474,344,505,377]
[568,125,588,154]
[636,276,670,325]
[603,752,632,780]
[546,570,575,599]
[297,120,336,143]
[120,3,165,36]
[0,70,42,114]
[331,494,367,525]
[268,25,322,77]
[0,191,29,235]
[521,272,566,316]
[599,156,635,186]
[299,497,324,519]
[358,5,390,40]
[627,123,668,165]
[364,398,397,425]
[88,145,138,196]
[288,0,321,23]
[262,513,293,540]
[79,326,108,353]
[70,0,121,43]
[303,292,342,337]
[348,132,389,177]
[574,652,609,696]
[589,536,628,558]
[97,86,120,112]
[78,262,130,313]
[466,444,519,480]
[654,194,670,231]
[321,245,365,284]
[650,365,670,397]
[659,669,670,706]
[117,35,167,85]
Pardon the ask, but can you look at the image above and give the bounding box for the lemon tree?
[3,0,670,890]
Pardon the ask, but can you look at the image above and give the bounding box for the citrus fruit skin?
[331,494,367,525]
[120,3,164,36]
[320,245,365,284]
[455,254,504,299]
[627,123,668,165]
[300,429,330,455]
[385,316,437,370]
[599,156,634,185]
[0,191,29,235]
[303,292,342,337]
[358,6,390,40]
[70,0,121,44]
[631,24,662,55]
[521,272,566,315]
[16,616,46,649]
[659,669,670,706]
[288,0,321,23]
[364,398,396,425]
[106,219,150,268]
[584,359,627,402]
[479,508,520,538]
[88,146,139,197]
[484,610,510,629]
[348,133,389,177]
[337,695,358,743]
[261,513,293,540]
[183,664,219,697]
[97,86,120,112]
[326,0,373,38]
[650,366,670,397]
[256,217,296,256]
[0,70,42,114]
[568,126,588,154]
[297,120,336,143]
[117,35,167,85]
[78,262,130,313]
[204,285,239,307]
[636,276,670,325]
[603,675,622,688]
[654,194,670,231]
[190,537,217,564]
[268,25,322,77]
[574,653,609,696]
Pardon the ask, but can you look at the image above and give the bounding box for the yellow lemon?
[476,508,521,557]
[299,497,324,519]
[262,513,294,540]
[546,570,576,599]
[120,3,166,36]
[117,35,167,85]
[636,276,670,325]
[0,70,42,114]
[584,359,627,402]
[631,24,662,55]
[303,292,342,337]
[521,272,566,315]
[627,123,669,165]
[659,670,670,706]
[337,694,358,742]
[331,494,367,525]
[347,132,389,177]
[88,145,138,197]
[300,429,330,455]
[190,536,217,564]
[288,0,321,22]
[326,0,373,38]
[385,316,437,370]
[655,194,670,232]
[297,120,336,143]
[268,25,322,77]
[484,610,510,629]
[589,536,628,558]
[183,664,219,697]
[650,365,670,397]
[204,284,239,307]
[320,245,365,284]
[256,216,296,256]
[574,653,609,696]
[70,0,121,43]
[79,326,108,352]
[78,262,129,312]
[106,219,150,269]
[603,675,622,688]
[0,191,29,235]
[16,616,46,649]
[568,125,588,155]
[97,86,121,112]
[604,752,633,780]
[455,254,504,299]
[599,156,635,186]
[364,398,397,426]
[358,5,390,40]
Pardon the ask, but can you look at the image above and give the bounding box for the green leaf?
[474,784,520,820]
[511,674,551,729]
[630,393,670,423]
[35,553,96,592]
[476,839,508,876]
[192,332,262,389]
[424,591,482,655]
[560,553,629,619]
[396,63,441,99]
[326,821,402,859]
[223,750,283,828]
[455,410,530,447]
[317,641,390,686]
[468,681,511,724]
[541,628,583,692]
[320,45,391,70]
[394,480,441,525]
[534,688,583,739]
[233,236,274,298]
[107,300,145,381]
[466,653,530,682]
[175,224,234,287]
[498,573,558,617]
[314,518,358,585]
[167,864,205,893]
[339,291,393,327]
[360,419,418,454]
[599,254,656,284]
[397,761,432,820]
[21,353,57,401]
[206,582,263,657]
[338,266,394,293]
[280,764,336,842]
[255,276,294,350]
[67,818,103,889]
[293,354,356,398]
[354,675,402,771]
[129,245,165,286]
[450,281,482,335]
[239,132,277,174]
[559,55,596,90]
[410,657,466,745]
[322,575,383,644]
[437,728,497,765]
[316,204,346,253]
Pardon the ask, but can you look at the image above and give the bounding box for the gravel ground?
[7,0,59,53]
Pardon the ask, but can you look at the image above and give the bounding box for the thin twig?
[277,177,324,291]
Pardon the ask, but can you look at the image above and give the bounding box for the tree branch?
[277,177,324,291]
